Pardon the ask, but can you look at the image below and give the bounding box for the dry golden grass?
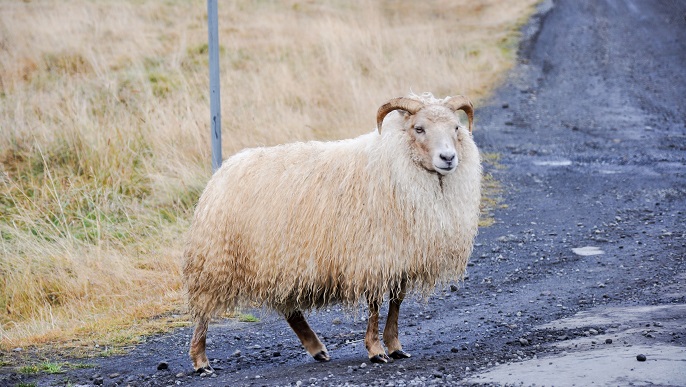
[0,0,537,352]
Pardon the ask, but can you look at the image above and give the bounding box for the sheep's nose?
[439,152,456,163]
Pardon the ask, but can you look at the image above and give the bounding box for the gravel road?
[5,0,685,386]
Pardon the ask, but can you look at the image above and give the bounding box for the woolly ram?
[183,92,482,372]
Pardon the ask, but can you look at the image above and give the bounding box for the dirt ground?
[3,0,685,386]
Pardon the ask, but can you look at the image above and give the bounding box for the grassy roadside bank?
[0,0,537,355]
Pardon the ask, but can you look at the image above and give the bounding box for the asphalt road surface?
[6,0,686,386]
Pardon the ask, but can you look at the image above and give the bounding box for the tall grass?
[0,0,537,350]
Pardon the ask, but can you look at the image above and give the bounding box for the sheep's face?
[403,106,466,175]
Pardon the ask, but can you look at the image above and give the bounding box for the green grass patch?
[40,361,64,374]
[17,365,40,374]
[17,361,65,375]
[238,313,260,323]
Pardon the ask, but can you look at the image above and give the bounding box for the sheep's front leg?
[365,296,390,363]
[189,315,213,373]
[384,279,411,359]
[286,310,330,362]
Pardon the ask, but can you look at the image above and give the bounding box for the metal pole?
[207,0,222,172]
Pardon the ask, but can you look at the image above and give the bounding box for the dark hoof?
[369,354,390,364]
[313,350,331,362]
[389,349,411,359]
[195,366,214,375]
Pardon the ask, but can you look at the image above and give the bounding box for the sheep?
[182,92,482,372]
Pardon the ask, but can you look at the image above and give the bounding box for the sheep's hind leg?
[286,310,330,362]
[384,279,411,359]
[365,296,390,363]
[190,315,213,373]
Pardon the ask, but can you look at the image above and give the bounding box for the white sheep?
[182,92,481,372]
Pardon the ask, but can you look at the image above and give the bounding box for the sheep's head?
[376,96,474,175]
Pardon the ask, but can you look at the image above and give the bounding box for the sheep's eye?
[414,126,425,134]
[455,126,460,132]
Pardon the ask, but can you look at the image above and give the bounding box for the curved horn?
[445,95,474,133]
[376,98,424,133]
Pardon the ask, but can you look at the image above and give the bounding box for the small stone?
[175,373,185,378]
[332,318,342,325]
[232,349,241,357]
[605,338,613,344]
[108,373,120,378]
[272,351,281,357]
[12,347,22,352]
[450,347,459,353]
[636,354,647,362]
[572,246,604,256]
[360,362,367,368]
[589,329,598,335]
[450,284,459,292]
[519,338,529,346]
[157,361,169,370]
